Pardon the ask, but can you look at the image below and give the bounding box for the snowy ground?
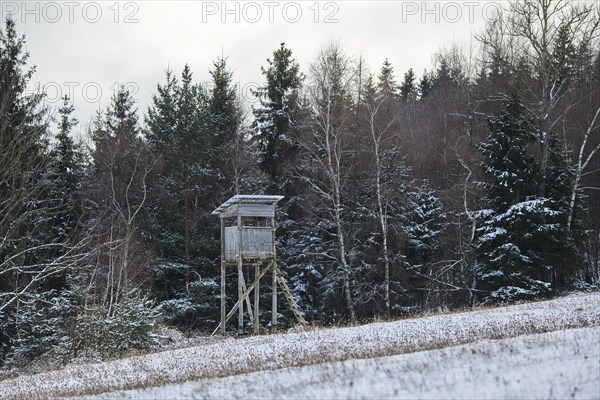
[0,292,598,399]
[88,327,600,399]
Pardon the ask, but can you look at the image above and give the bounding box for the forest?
[0,0,599,369]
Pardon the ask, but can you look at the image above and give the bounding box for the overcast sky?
[2,1,503,134]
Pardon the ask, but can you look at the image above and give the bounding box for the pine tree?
[252,43,302,182]
[418,70,433,100]
[476,95,553,303]
[208,56,244,198]
[49,96,84,247]
[405,183,445,267]
[360,74,377,106]
[432,58,454,92]
[209,56,238,145]
[145,66,220,329]
[399,68,416,101]
[377,58,398,97]
[480,98,538,212]
[543,133,584,290]
[404,182,445,308]
[0,19,80,365]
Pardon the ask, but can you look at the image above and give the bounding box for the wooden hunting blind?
[212,195,306,335]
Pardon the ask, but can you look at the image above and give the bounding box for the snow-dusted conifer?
[145,66,220,328]
[476,95,553,303]
[252,43,302,183]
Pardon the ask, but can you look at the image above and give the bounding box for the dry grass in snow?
[0,292,598,399]
[87,326,600,399]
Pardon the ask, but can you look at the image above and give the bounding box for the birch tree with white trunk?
[298,42,357,322]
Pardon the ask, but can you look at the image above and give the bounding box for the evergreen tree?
[146,66,212,260]
[418,70,433,100]
[0,17,50,259]
[209,56,238,145]
[89,86,148,218]
[102,86,139,144]
[403,182,445,307]
[377,58,398,97]
[346,146,410,318]
[278,213,329,322]
[543,133,584,289]
[0,19,86,366]
[405,183,445,267]
[360,74,377,106]
[399,68,416,101]
[476,96,554,303]
[145,66,220,329]
[432,58,454,92]
[550,24,579,92]
[252,43,302,182]
[49,96,84,247]
[145,70,178,152]
[208,56,243,199]
[480,98,538,212]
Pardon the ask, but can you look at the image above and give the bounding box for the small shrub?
[76,291,160,359]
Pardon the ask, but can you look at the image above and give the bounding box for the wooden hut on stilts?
[211,195,306,335]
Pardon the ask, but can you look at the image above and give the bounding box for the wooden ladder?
[275,266,308,326]
[212,261,307,336]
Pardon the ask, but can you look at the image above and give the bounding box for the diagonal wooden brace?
[240,273,254,322]
[212,261,272,336]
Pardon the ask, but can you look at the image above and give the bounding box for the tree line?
[1,0,599,368]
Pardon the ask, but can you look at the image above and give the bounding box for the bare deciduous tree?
[362,91,401,316]
[297,42,357,321]
[502,0,599,195]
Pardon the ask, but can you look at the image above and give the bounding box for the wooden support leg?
[211,266,270,336]
[220,218,226,335]
[272,260,277,333]
[254,263,260,334]
[220,262,226,335]
[238,257,243,335]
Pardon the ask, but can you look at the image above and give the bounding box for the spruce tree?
[146,66,214,261]
[418,70,433,100]
[543,133,584,290]
[405,183,445,266]
[360,74,377,106]
[400,68,416,101]
[49,96,83,247]
[377,58,398,97]
[403,182,445,307]
[476,95,553,303]
[208,56,244,199]
[66,87,162,358]
[432,58,454,92]
[0,19,76,365]
[145,66,220,329]
[252,43,302,182]
[209,56,238,145]
[103,86,139,143]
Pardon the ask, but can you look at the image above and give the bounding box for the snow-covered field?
[89,327,600,399]
[0,292,598,399]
